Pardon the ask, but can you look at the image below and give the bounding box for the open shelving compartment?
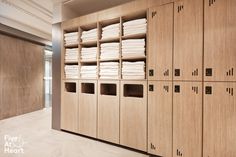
[61,80,79,133]
[120,10,148,80]
[63,27,80,80]
[79,22,98,45]
[78,80,97,138]
[120,80,147,151]
[97,80,120,143]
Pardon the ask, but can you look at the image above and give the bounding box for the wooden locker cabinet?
[148,81,172,157]
[173,82,202,157]
[173,0,203,81]
[204,0,236,81]
[120,81,147,151]
[61,81,79,133]
[78,80,97,138]
[148,3,173,81]
[98,80,120,144]
[203,82,236,157]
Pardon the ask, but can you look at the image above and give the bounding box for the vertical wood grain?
[204,0,236,81]
[0,33,44,120]
[203,82,236,157]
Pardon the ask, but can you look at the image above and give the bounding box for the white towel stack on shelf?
[64,65,79,79]
[81,47,97,61]
[65,48,78,62]
[102,23,120,39]
[80,65,97,79]
[122,39,145,58]
[99,62,119,79]
[123,18,147,36]
[122,61,145,79]
[100,43,120,60]
[64,32,78,46]
[81,28,97,42]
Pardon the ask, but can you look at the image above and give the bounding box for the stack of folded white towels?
[102,23,120,39]
[64,65,79,79]
[64,32,78,46]
[122,61,145,79]
[99,62,119,79]
[122,39,145,57]
[123,18,147,36]
[81,28,97,42]
[100,43,120,60]
[65,48,78,62]
[80,65,97,79]
[81,47,97,61]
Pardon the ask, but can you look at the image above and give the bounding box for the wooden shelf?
[80,60,97,63]
[122,56,146,60]
[121,33,146,40]
[64,43,79,48]
[64,61,79,64]
[99,58,120,62]
[80,40,97,46]
[99,37,120,43]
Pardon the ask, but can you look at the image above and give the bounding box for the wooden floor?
[0,108,148,157]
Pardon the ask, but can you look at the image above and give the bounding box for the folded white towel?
[123,18,147,26]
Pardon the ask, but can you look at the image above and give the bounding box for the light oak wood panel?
[148,81,172,157]
[203,82,236,157]
[98,80,120,144]
[61,80,79,133]
[148,0,175,7]
[173,81,202,157]
[120,81,147,151]
[204,0,236,81]
[148,3,173,81]
[98,6,122,21]
[78,80,97,138]
[0,34,44,120]
[173,0,203,81]
[121,0,147,15]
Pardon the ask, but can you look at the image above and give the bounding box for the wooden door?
[78,80,97,138]
[203,82,236,157]
[148,81,172,157]
[204,0,236,81]
[120,81,147,151]
[98,80,120,144]
[61,81,78,133]
[148,3,173,81]
[174,0,203,81]
[173,81,202,157]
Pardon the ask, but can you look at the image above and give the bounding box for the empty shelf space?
[65,82,77,93]
[100,83,117,96]
[81,83,95,94]
[123,84,143,98]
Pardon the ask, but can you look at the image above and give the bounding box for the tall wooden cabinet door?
[78,80,97,138]
[148,81,172,157]
[120,81,147,151]
[204,0,236,81]
[98,81,120,144]
[148,3,173,81]
[61,81,79,133]
[173,0,203,81]
[203,82,236,157]
[173,82,202,157]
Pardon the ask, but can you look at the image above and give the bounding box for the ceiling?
[55,0,134,16]
[0,0,134,41]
